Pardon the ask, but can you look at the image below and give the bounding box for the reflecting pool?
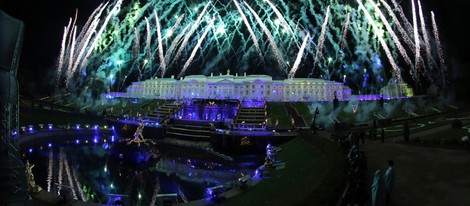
[24,137,263,205]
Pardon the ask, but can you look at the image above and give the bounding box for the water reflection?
[25,139,262,205]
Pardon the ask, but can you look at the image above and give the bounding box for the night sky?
[1,0,469,99]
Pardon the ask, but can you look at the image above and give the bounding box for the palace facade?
[114,72,352,102]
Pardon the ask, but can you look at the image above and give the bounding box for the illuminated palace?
[115,71,353,102]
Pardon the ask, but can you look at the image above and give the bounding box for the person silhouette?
[371,170,386,206]
[384,160,395,203]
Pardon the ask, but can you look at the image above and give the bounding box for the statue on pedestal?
[25,160,42,193]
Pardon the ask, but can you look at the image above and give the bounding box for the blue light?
[75,140,80,144]
[93,138,98,143]
[94,125,99,130]
[48,143,52,148]
[111,136,115,142]
[28,148,33,153]
[76,124,80,130]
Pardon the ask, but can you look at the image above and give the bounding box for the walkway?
[284,103,307,128]
[360,139,470,206]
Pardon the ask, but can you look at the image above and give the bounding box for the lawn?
[266,102,292,128]
[419,128,468,141]
[223,132,347,206]
[291,102,313,125]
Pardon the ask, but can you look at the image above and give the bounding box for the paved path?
[361,140,470,206]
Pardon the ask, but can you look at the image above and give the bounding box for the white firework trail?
[57,17,73,80]
[244,1,285,70]
[411,0,421,79]
[179,18,215,78]
[163,24,190,77]
[65,26,77,85]
[357,0,402,80]
[313,6,330,70]
[391,0,414,34]
[379,0,415,51]
[75,3,104,45]
[289,33,310,79]
[368,0,413,68]
[145,17,152,62]
[69,3,108,80]
[154,10,166,77]
[264,0,294,36]
[57,26,69,81]
[173,2,211,66]
[72,168,85,201]
[149,177,161,206]
[57,148,64,195]
[431,11,446,76]
[46,149,54,192]
[80,0,123,70]
[233,0,263,63]
[164,14,185,40]
[134,27,140,61]
[66,10,78,55]
[339,12,350,51]
[63,154,78,200]
[417,0,432,69]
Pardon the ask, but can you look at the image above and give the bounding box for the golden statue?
[25,160,42,193]
[128,121,145,145]
[241,136,251,146]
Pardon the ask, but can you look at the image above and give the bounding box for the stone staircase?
[233,102,267,131]
[166,123,213,141]
[146,103,183,123]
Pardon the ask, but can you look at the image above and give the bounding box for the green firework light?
[55,0,447,95]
